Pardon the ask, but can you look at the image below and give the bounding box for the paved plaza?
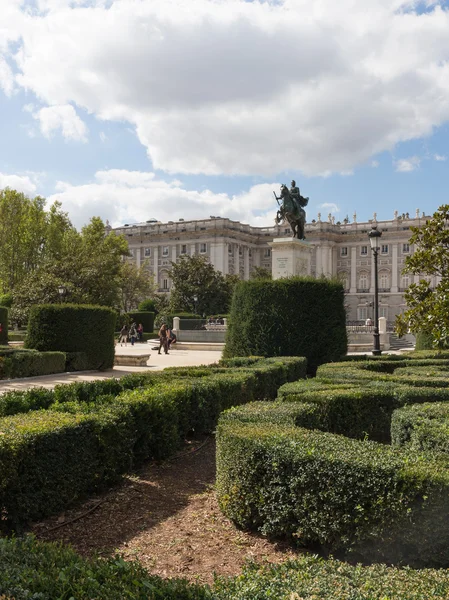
[0,347,223,394]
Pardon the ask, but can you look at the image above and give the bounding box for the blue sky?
[1,0,449,228]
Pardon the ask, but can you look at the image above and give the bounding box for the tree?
[118,262,156,313]
[169,255,238,315]
[395,205,449,348]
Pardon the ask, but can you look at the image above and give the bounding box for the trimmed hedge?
[126,310,155,333]
[213,555,449,600]
[0,349,65,379]
[3,537,449,600]
[0,357,306,529]
[0,536,209,600]
[26,304,116,370]
[216,421,449,567]
[224,278,347,373]
[216,354,449,567]
[0,306,8,344]
[392,402,449,454]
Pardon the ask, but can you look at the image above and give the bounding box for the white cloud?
[394,156,421,172]
[371,160,380,168]
[3,0,449,175]
[33,105,88,142]
[318,202,340,213]
[48,169,284,229]
[434,153,447,161]
[0,172,38,195]
[0,57,14,96]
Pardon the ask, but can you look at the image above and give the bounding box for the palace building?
[112,209,433,323]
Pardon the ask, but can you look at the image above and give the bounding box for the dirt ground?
[32,437,302,585]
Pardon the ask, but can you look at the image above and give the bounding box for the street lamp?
[368,225,382,355]
[193,294,198,315]
[58,285,67,303]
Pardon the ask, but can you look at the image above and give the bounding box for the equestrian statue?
[273,179,308,240]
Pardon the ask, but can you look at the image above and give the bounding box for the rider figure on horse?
[273,179,308,240]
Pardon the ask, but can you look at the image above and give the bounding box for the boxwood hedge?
[216,354,449,567]
[26,304,116,370]
[0,305,8,344]
[0,357,306,529]
[0,348,66,379]
[224,278,347,373]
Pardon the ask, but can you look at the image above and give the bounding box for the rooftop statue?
[273,179,309,240]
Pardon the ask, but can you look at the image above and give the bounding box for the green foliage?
[0,349,65,379]
[118,261,155,313]
[25,304,116,370]
[250,266,272,280]
[395,205,449,348]
[216,354,449,567]
[169,254,238,315]
[213,555,449,600]
[391,402,449,454]
[0,357,305,529]
[138,298,158,313]
[224,278,347,373]
[0,306,8,344]
[125,311,154,333]
[0,536,210,600]
[0,293,13,307]
[415,330,435,350]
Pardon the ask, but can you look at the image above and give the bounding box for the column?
[350,247,357,293]
[135,247,141,268]
[223,243,229,275]
[391,244,398,292]
[190,243,196,256]
[171,246,177,263]
[244,247,250,280]
[315,246,323,276]
[153,246,159,287]
[370,251,375,292]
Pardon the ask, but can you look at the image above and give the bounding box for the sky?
[0,0,449,229]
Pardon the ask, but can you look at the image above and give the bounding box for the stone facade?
[113,210,434,322]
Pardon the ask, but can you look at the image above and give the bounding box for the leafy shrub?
[0,306,8,345]
[415,330,435,350]
[138,298,158,314]
[224,278,347,373]
[126,311,154,334]
[25,304,116,370]
[216,421,449,567]
[0,357,305,528]
[213,555,449,600]
[0,536,210,600]
[0,293,13,308]
[0,349,65,380]
[391,402,449,454]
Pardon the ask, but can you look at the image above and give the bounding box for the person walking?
[158,323,169,354]
[119,324,128,346]
[137,323,144,342]
[129,322,137,346]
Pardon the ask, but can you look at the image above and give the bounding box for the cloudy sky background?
[1,0,449,228]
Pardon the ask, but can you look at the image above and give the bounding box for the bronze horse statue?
[274,184,308,240]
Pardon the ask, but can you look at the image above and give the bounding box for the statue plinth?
[268,237,313,279]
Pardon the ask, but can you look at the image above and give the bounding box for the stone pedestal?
[269,237,313,279]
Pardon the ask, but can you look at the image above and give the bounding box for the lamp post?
[58,285,67,304]
[368,225,382,355]
[193,294,198,316]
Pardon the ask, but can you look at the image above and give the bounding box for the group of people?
[157,323,177,354]
[118,322,144,346]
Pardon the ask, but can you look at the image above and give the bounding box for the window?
[264,248,271,258]
[401,275,410,289]
[163,278,169,290]
[380,273,390,289]
[403,243,410,253]
[228,245,233,255]
[144,247,151,257]
[341,247,348,256]
[381,244,389,254]
[200,243,207,254]
[249,248,252,257]
[359,273,368,289]
[162,246,169,257]
[239,246,243,256]
[284,228,290,234]
[379,306,389,319]
[181,244,187,255]
[129,249,134,257]
[361,246,367,255]
[358,306,368,321]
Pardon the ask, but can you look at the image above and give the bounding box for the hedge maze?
[216,351,449,570]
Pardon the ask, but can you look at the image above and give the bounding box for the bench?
[114,354,151,367]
